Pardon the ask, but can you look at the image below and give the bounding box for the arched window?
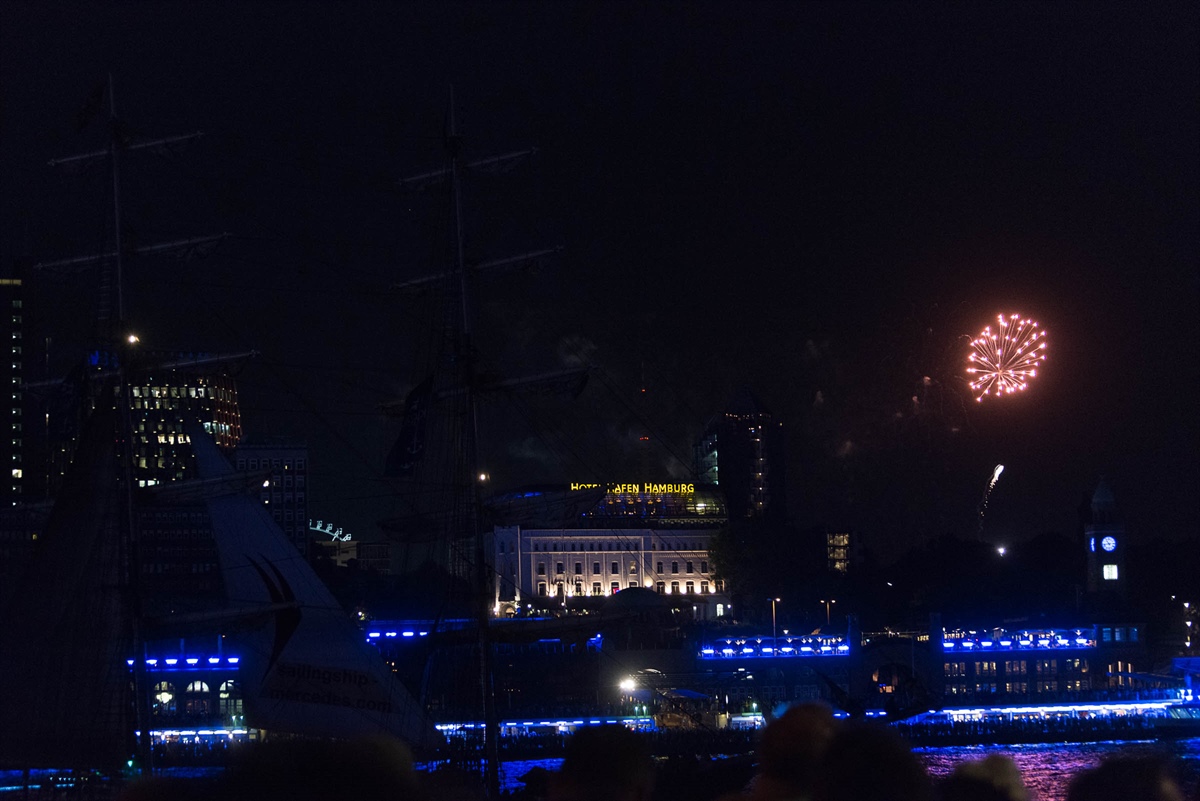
[184,680,211,718]
[219,680,243,720]
[153,681,176,716]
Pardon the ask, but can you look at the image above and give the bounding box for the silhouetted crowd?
[117,706,1196,801]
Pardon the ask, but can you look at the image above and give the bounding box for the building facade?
[124,363,242,488]
[1,278,23,505]
[827,530,853,574]
[137,504,222,616]
[319,539,403,575]
[490,482,730,619]
[694,386,787,523]
[234,442,309,557]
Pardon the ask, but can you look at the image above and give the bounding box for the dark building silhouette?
[1083,478,1127,600]
[1,277,23,505]
[234,441,309,558]
[694,386,787,523]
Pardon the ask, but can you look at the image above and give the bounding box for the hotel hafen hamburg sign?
[570,482,695,495]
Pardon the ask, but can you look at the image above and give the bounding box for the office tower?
[1,278,23,505]
[125,361,242,487]
[234,442,309,557]
[694,386,787,523]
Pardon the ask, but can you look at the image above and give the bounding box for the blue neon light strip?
[435,716,655,732]
[925,698,1182,720]
[698,637,849,659]
[127,656,241,671]
[941,638,1095,652]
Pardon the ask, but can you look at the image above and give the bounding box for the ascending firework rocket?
[977,464,1005,539]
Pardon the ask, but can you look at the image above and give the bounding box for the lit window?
[1103,564,1119,580]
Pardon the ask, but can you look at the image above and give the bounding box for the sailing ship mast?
[1,77,440,780]
[391,89,552,798]
[443,95,498,801]
[0,75,234,776]
[0,74,176,775]
[441,89,500,800]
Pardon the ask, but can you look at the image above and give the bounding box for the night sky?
[2,2,1196,563]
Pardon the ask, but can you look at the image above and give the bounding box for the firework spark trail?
[977,463,1005,539]
[988,463,1004,490]
[967,313,1048,402]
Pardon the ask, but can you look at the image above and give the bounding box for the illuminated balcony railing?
[699,635,849,659]
[366,629,429,640]
[940,628,1096,652]
[126,655,241,671]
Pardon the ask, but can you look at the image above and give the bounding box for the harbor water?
[497,737,1200,800]
[4,737,1195,798]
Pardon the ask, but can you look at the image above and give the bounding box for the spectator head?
[755,703,837,800]
[939,754,1028,801]
[550,725,655,801]
[1066,757,1184,801]
[814,721,933,801]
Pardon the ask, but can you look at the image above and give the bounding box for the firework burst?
[966,313,1047,401]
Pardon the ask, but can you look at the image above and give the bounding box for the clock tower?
[1084,478,1126,597]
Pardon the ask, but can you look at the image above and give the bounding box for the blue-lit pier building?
[130,636,250,750]
[936,626,1112,699]
[365,611,855,733]
[856,618,1182,719]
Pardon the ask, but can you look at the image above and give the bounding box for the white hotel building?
[489,482,730,619]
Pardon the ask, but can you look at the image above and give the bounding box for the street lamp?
[770,598,780,646]
[819,598,836,625]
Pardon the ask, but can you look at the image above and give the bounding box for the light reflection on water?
[499,758,561,792]
[497,738,1200,800]
[916,738,1200,801]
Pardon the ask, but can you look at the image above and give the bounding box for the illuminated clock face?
[1101,536,1117,552]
